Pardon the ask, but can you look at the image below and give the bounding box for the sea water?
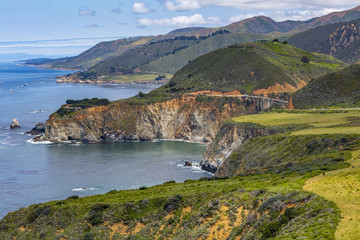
[0,62,211,218]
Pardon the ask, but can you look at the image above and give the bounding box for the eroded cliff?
[200,122,279,172]
[40,95,256,143]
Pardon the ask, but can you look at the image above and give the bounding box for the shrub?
[27,206,51,223]
[301,56,310,63]
[282,41,288,44]
[67,195,79,200]
[273,39,279,42]
[138,92,146,98]
[164,194,183,213]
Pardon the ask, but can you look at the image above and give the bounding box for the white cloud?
[165,0,201,11]
[79,7,96,16]
[139,14,221,26]
[269,8,344,21]
[228,13,265,23]
[163,0,359,11]
[132,2,151,14]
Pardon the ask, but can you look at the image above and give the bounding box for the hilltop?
[287,18,360,63]
[292,64,360,109]
[147,41,346,98]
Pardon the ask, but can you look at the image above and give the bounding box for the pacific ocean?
[0,62,211,218]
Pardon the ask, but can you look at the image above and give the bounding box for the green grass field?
[304,149,360,240]
[231,110,360,128]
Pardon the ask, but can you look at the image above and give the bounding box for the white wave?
[72,187,100,192]
[29,110,44,114]
[26,139,53,144]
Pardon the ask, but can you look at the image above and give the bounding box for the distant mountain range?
[287,18,360,63]
[25,5,360,82]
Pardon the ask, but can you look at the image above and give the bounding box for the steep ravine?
[40,96,256,144]
[200,122,279,172]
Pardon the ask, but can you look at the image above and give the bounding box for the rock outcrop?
[39,95,257,143]
[200,122,279,172]
[26,122,45,135]
[10,118,20,129]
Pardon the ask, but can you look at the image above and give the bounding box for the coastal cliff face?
[42,96,255,143]
[200,122,278,172]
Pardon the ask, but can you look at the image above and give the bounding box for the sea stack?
[10,118,21,129]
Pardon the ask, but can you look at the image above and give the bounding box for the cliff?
[40,95,256,143]
[200,122,279,172]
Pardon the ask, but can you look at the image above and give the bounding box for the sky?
[0,0,359,57]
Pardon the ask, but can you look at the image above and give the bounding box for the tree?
[282,40,288,44]
[273,39,279,42]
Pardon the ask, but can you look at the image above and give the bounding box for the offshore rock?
[200,122,279,172]
[41,95,256,143]
[10,118,20,129]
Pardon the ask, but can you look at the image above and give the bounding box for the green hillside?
[287,19,360,64]
[139,32,276,74]
[50,37,154,70]
[293,64,360,109]
[160,41,345,95]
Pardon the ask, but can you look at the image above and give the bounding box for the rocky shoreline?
[56,75,169,85]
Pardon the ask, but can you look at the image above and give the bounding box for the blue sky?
[1,0,359,57]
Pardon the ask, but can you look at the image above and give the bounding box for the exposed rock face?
[10,118,20,129]
[56,74,168,85]
[26,122,45,135]
[200,122,278,173]
[40,95,256,143]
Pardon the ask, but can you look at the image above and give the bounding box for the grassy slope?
[51,37,154,70]
[293,64,360,109]
[167,41,345,95]
[0,171,340,239]
[304,149,360,240]
[139,32,276,74]
[219,110,360,239]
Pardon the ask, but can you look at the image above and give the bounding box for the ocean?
[0,62,211,218]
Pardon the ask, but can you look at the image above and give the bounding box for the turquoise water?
[0,63,211,218]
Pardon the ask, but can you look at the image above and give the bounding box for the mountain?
[293,64,360,108]
[287,18,360,63]
[158,41,346,96]
[222,16,303,34]
[27,5,360,81]
[290,5,360,33]
[219,5,360,34]
[58,32,278,83]
[48,36,155,70]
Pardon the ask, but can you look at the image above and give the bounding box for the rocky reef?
[38,95,256,143]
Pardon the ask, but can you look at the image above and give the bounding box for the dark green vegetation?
[0,171,341,239]
[287,19,360,64]
[162,41,345,95]
[293,64,360,108]
[55,98,110,117]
